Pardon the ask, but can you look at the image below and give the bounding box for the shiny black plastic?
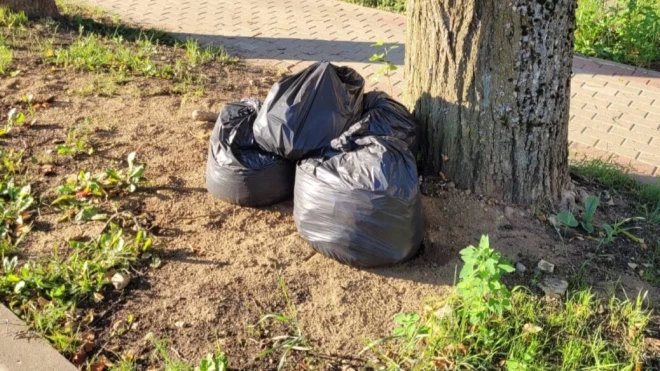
[253,61,365,161]
[206,99,295,206]
[362,91,420,156]
[294,128,423,267]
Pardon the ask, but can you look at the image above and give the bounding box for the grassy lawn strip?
[343,0,406,13]
[343,0,660,69]
[363,237,653,370]
[571,158,660,212]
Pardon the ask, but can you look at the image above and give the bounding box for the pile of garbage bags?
[206,61,423,267]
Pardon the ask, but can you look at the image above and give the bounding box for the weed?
[555,194,646,247]
[0,180,33,255]
[253,274,312,371]
[0,150,33,255]
[196,351,229,371]
[365,235,652,370]
[145,334,229,370]
[0,225,151,353]
[556,194,600,234]
[575,0,660,68]
[1,108,26,137]
[0,42,11,75]
[571,157,660,209]
[184,38,232,67]
[52,30,171,78]
[456,235,514,324]
[369,40,399,95]
[644,204,660,225]
[0,7,28,29]
[78,74,123,96]
[52,152,146,221]
[642,243,660,286]
[56,121,94,157]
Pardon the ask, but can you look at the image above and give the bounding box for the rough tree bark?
[405,0,575,205]
[0,0,59,18]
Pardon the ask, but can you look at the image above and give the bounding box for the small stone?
[538,276,568,299]
[628,263,638,269]
[515,262,527,273]
[607,199,615,206]
[464,189,472,196]
[560,190,576,212]
[522,323,543,334]
[41,164,56,176]
[504,206,515,219]
[537,260,555,273]
[600,190,611,202]
[577,188,589,203]
[446,182,455,189]
[111,272,130,290]
[175,321,186,328]
[434,305,453,320]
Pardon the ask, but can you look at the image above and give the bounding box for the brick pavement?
[80,0,660,176]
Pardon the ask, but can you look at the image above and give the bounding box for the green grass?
[184,38,232,67]
[0,34,11,74]
[0,225,152,354]
[366,236,653,370]
[115,335,228,371]
[52,32,172,78]
[0,150,33,256]
[343,0,406,13]
[576,0,660,68]
[0,7,28,28]
[346,0,660,69]
[570,157,660,210]
[642,243,660,286]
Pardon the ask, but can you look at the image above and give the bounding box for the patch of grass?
[0,7,28,29]
[51,152,146,221]
[184,38,232,67]
[0,37,11,74]
[0,150,33,256]
[52,31,172,78]
[366,235,653,370]
[146,335,229,371]
[575,0,660,68]
[644,204,660,225]
[78,74,124,96]
[642,243,660,286]
[571,157,660,209]
[0,225,152,354]
[56,119,94,157]
[252,274,312,370]
[342,0,406,13]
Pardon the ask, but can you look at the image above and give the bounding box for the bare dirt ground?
[2,15,660,370]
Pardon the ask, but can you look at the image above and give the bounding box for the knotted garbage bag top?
[253,61,365,161]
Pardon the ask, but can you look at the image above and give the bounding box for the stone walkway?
[81,0,660,177]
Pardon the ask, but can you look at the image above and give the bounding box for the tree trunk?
[405,0,575,205]
[0,0,59,18]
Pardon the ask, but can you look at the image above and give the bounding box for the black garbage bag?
[206,99,295,206]
[294,128,423,267]
[362,91,420,156]
[253,61,365,161]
